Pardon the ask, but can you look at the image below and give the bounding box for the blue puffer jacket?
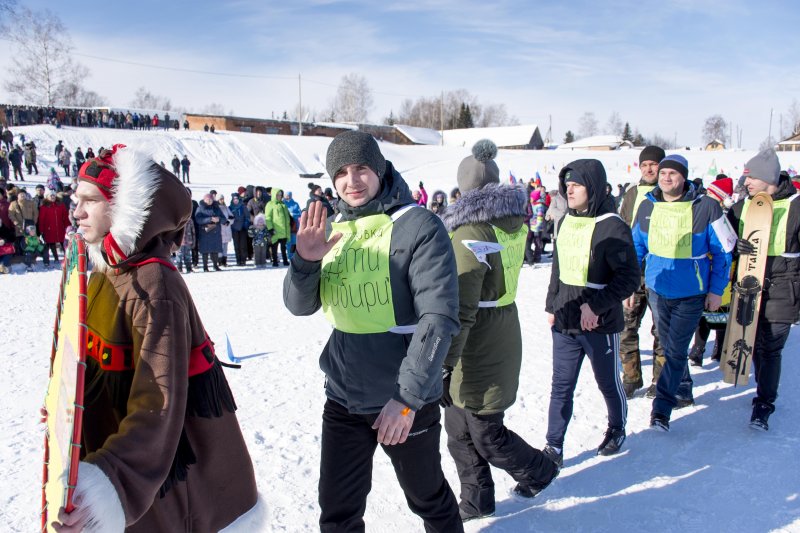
[632,183,734,299]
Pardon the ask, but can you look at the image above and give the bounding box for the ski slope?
[1,125,799,532]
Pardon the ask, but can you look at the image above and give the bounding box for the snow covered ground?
[2,125,799,532]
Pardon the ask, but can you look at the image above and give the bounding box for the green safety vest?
[648,201,694,259]
[492,225,528,307]
[320,205,416,334]
[739,194,800,257]
[557,213,619,288]
[630,185,656,228]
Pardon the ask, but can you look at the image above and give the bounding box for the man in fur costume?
[51,144,264,532]
[440,139,559,521]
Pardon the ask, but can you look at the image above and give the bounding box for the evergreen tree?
[622,122,633,142]
[282,110,288,120]
[564,130,575,143]
[632,129,646,146]
[464,104,474,128]
[385,110,396,126]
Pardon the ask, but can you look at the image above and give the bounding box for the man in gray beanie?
[727,148,800,431]
[325,130,386,182]
[285,130,464,531]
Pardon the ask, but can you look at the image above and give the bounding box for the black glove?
[419,181,424,189]
[439,366,453,408]
[737,238,755,255]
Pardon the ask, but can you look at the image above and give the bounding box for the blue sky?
[2,0,798,147]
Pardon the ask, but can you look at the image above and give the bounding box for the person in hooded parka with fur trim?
[441,140,559,521]
[50,145,264,532]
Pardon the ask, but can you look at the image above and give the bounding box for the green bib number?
[648,201,693,259]
[320,214,396,334]
[740,196,796,256]
[493,225,528,307]
[557,215,597,286]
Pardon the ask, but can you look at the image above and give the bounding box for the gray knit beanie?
[325,131,386,180]
[457,139,500,193]
[743,148,781,185]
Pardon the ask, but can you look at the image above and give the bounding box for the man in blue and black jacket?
[632,154,735,431]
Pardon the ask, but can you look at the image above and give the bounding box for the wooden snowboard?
[720,192,773,385]
[42,234,88,532]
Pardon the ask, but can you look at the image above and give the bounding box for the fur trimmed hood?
[441,183,528,233]
[87,147,192,271]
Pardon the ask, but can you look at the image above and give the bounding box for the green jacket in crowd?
[442,183,529,415]
[23,234,44,254]
[265,189,292,241]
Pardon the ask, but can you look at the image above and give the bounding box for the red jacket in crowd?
[38,200,70,244]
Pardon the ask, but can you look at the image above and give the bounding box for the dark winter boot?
[203,254,209,272]
[212,255,221,271]
[688,343,704,367]
[597,427,626,456]
[542,444,563,469]
[220,256,227,267]
[623,382,638,399]
[710,339,722,362]
[650,413,670,432]
[750,401,774,431]
[645,383,657,399]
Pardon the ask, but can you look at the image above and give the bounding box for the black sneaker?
[750,402,773,432]
[597,427,626,456]
[623,382,639,399]
[645,384,657,399]
[542,444,563,469]
[650,413,670,432]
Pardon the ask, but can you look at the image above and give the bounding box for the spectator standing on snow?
[195,193,226,271]
[37,190,70,264]
[180,155,191,183]
[59,147,72,177]
[229,192,250,266]
[217,194,234,267]
[171,155,181,177]
[264,188,291,267]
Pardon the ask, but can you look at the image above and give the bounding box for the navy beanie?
[658,154,689,180]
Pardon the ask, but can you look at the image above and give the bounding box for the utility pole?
[298,74,303,136]
[768,108,774,143]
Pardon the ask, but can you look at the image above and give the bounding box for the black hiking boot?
[688,344,704,367]
[675,397,695,409]
[542,444,563,469]
[750,401,773,432]
[650,413,670,432]
[597,427,626,456]
[459,508,495,523]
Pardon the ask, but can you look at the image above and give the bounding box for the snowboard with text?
[720,192,773,386]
